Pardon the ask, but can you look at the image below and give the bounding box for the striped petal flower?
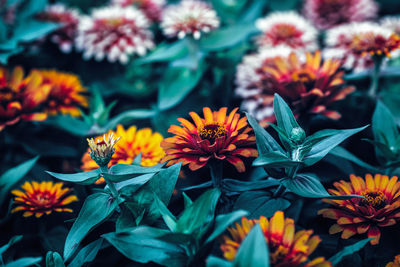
[11,181,78,218]
[318,174,400,245]
[220,211,332,267]
[161,107,257,172]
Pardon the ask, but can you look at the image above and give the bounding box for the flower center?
[198,123,227,143]
[269,244,289,264]
[361,191,387,209]
[36,193,52,206]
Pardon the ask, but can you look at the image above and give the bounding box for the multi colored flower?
[36,4,81,53]
[381,17,400,35]
[220,211,331,267]
[11,181,78,218]
[318,174,400,245]
[161,107,257,172]
[386,255,400,267]
[75,5,154,64]
[255,11,318,51]
[236,51,354,122]
[87,132,121,168]
[111,0,165,22]
[161,0,220,40]
[0,66,50,131]
[303,0,378,30]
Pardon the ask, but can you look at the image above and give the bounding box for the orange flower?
[318,174,400,245]
[236,51,354,122]
[161,107,258,172]
[0,66,51,131]
[38,70,88,116]
[220,211,331,267]
[11,181,78,218]
[81,124,165,183]
[349,31,400,58]
[387,255,400,267]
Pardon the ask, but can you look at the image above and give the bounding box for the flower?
[161,0,220,40]
[75,5,154,64]
[36,4,80,53]
[11,181,78,218]
[255,11,318,51]
[236,50,354,122]
[386,255,400,267]
[381,17,400,35]
[87,132,121,168]
[303,0,378,30]
[0,66,51,131]
[324,22,400,71]
[111,0,165,22]
[318,174,400,245]
[220,211,331,267]
[161,107,257,172]
[37,70,88,117]
[82,125,165,183]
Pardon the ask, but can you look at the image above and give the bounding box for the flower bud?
[87,133,120,167]
[290,127,306,144]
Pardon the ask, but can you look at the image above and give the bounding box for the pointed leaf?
[273,94,301,138]
[329,238,372,265]
[206,210,248,243]
[372,101,399,146]
[68,239,103,267]
[46,251,65,267]
[46,169,100,185]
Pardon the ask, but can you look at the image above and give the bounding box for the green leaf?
[182,192,193,208]
[46,169,100,185]
[104,109,156,130]
[199,24,258,51]
[68,239,103,267]
[64,192,118,260]
[253,151,302,168]
[273,94,301,139]
[44,116,91,136]
[206,256,232,267]
[0,47,24,64]
[18,0,47,19]
[372,101,399,147]
[4,257,42,267]
[104,163,164,182]
[0,236,23,257]
[46,251,65,267]
[0,156,39,205]
[328,238,372,265]
[303,126,368,166]
[137,40,189,64]
[233,225,270,267]
[113,173,155,192]
[282,174,361,199]
[329,146,378,171]
[206,210,248,243]
[221,179,280,193]
[155,196,177,232]
[102,227,187,266]
[13,20,60,42]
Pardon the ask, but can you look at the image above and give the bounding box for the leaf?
[68,239,103,267]
[158,63,206,111]
[180,181,213,191]
[372,101,399,151]
[0,236,23,256]
[328,238,372,265]
[221,179,280,193]
[13,20,60,42]
[147,163,181,205]
[64,192,118,260]
[45,116,92,136]
[246,113,284,155]
[4,257,42,267]
[104,109,156,130]
[206,256,232,267]
[303,126,368,166]
[46,251,65,267]
[102,228,187,267]
[329,146,378,171]
[0,156,39,205]
[199,24,258,51]
[46,169,100,185]
[233,225,270,267]
[206,210,248,243]
[253,151,302,168]
[104,163,164,182]
[273,94,301,138]
[137,40,189,64]
[282,174,361,199]
[155,196,177,232]
[114,173,155,192]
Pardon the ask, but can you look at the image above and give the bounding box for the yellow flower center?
[198,123,227,143]
[361,190,387,209]
[291,69,316,83]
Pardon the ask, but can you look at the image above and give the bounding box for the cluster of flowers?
[0,66,88,131]
[236,0,400,123]
[37,0,220,64]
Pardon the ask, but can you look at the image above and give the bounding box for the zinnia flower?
[220,211,331,267]
[236,51,354,122]
[82,125,165,183]
[255,11,318,51]
[0,66,51,131]
[37,70,88,117]
[75,5,154,64]
[11,181,78,218]
[87,132,121,168]
[318,174,400,245]
[111,0,165,22]
[161,0,220,40]
[36,4,80,53]
[161,107,257,172]
[303,0,378,30]
[381,17,400,35]
[387,255,400,267]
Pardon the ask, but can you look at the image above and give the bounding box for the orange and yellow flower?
[318,174,400,245]
[81,124,165,183]
[11,181,78,218]
[220,211,331,267]
[386,255,400,267]
[38,70,88,117]
[0,66,51,131]
[161,107,258,173]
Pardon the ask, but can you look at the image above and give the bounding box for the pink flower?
[111,0,165,22]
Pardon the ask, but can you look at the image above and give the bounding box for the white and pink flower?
[111,0,165,22]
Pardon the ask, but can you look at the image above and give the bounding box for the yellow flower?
[387,255,400,267]
[87,132,120,167]
[11,181,78,218]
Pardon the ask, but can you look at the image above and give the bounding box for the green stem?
[273,184,286,198]
[209,160,223,189]
[100,166,119,199]
[368,56,384,97]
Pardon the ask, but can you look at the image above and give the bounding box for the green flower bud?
[290,127,306,144]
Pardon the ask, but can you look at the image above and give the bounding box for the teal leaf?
[104,163,164,182]
[64,193,118,260]
[155,196,177,232]
[104,109,156,130]
[273,94,301,139]
[221,179,280,193]
[68,239,103,267]
[206,256,232,267]
[13,20,60,42]
[4,257,42,267]
[45,251,65,267]
[136,40,188,64]
[253,151,302,168]
[329,238,372,266]
[206,210,248,243]
[46,169,100,185]
[329,146,378,171]
[0,236,23,257]
[372,101,399,146]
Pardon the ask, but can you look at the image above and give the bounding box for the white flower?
[255,11,318,51]
[75,5,154,64]
[111,0,165,21]
[381,16,400,35]
[161,0,220,40]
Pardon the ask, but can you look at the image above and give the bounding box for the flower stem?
[209,160,223,189]
[273,184,286,198]
[368,56,384,98]
[100,166,119,199]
